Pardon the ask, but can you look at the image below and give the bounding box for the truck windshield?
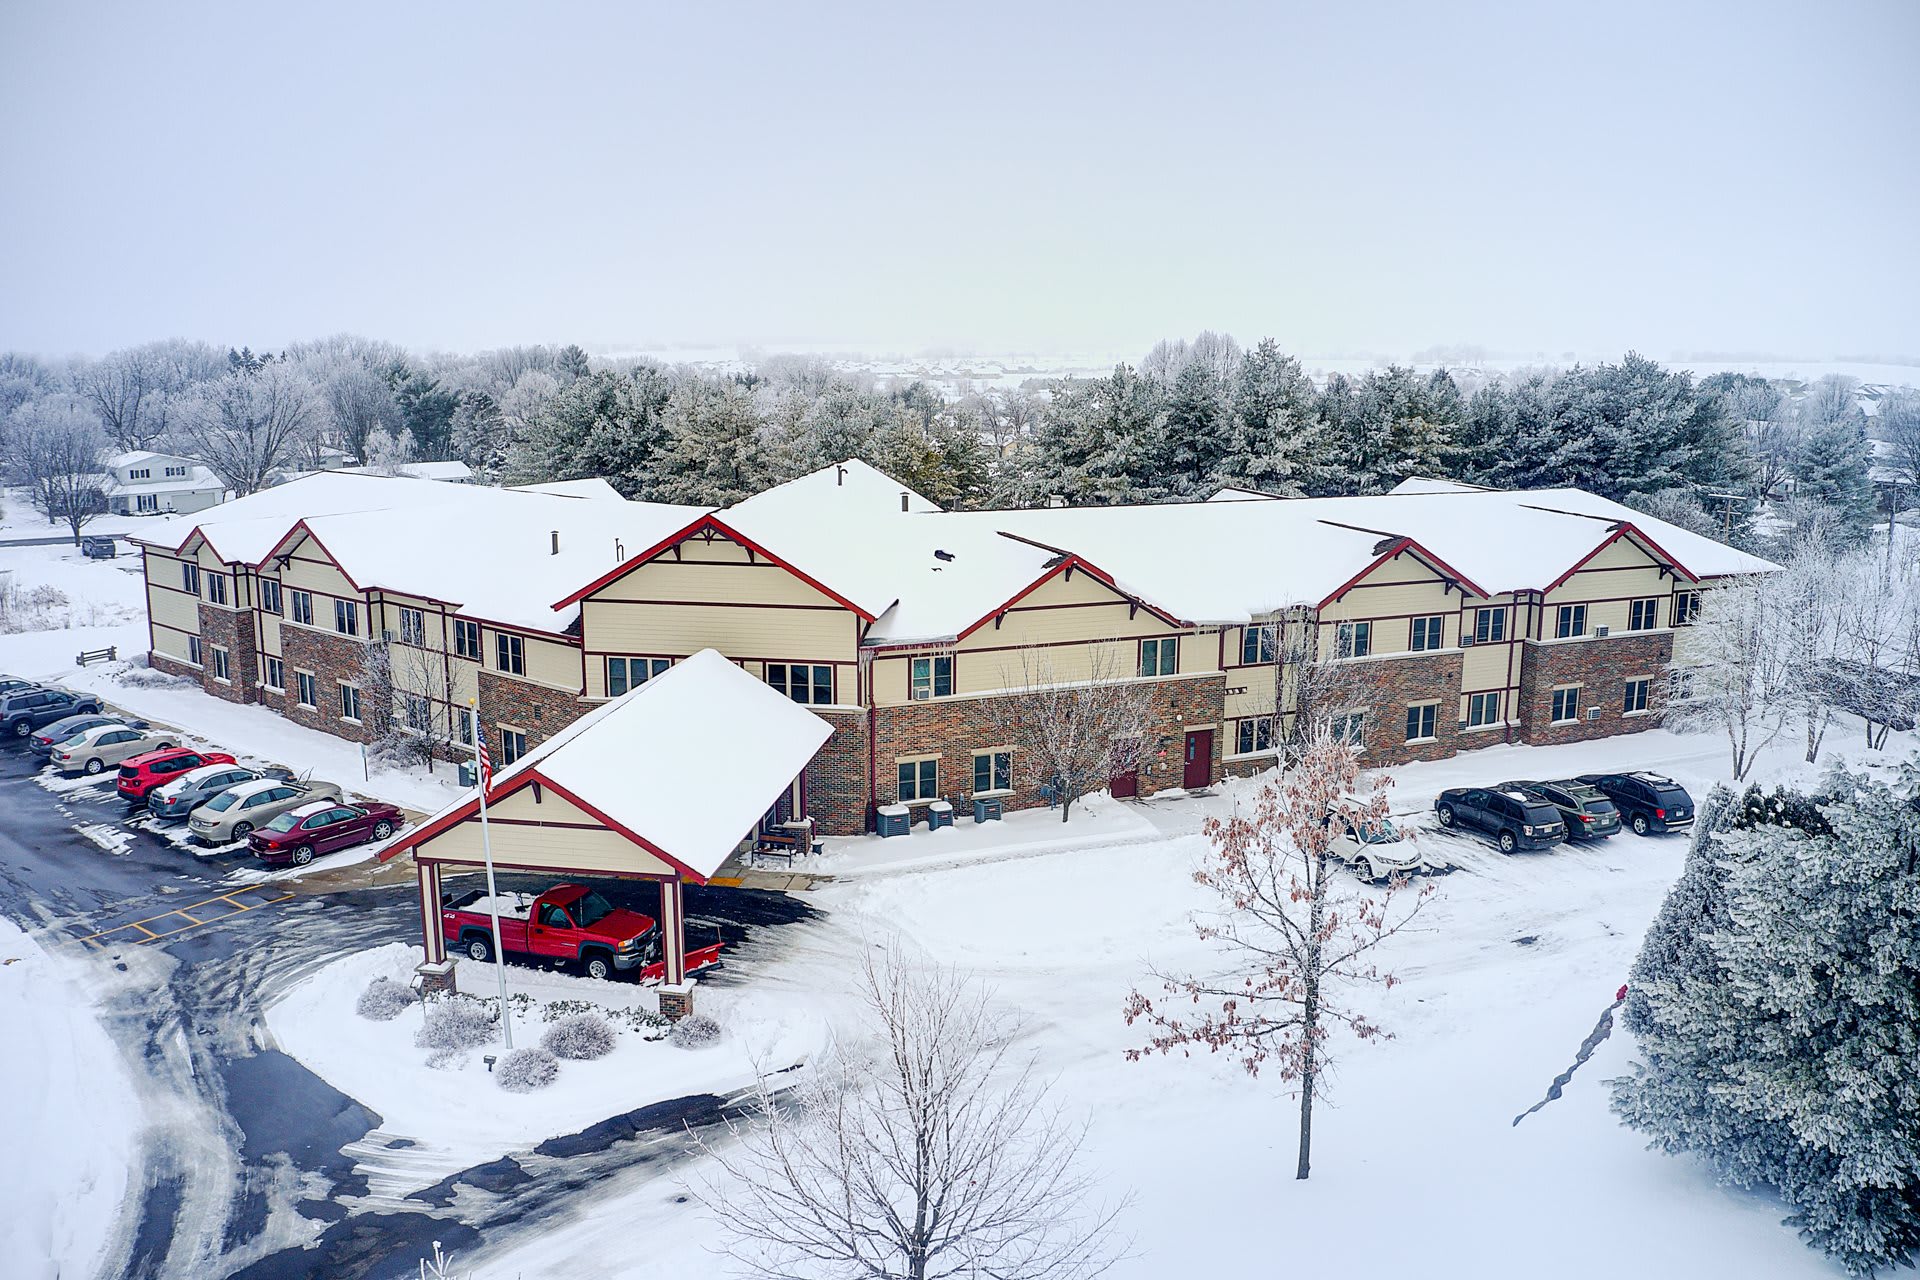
[572,891,615,928]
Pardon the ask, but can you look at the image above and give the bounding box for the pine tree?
[1792,416,1878,541]
[647,377,771,505]
[1220,338,1319,494]
[1159,358,1230,497]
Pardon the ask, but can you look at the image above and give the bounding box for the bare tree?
[1773,534,1848,763]
[995,644,1151,822]
[171,363,322,494]
[1124,732,1431,1180]
[8,396,109,542]
[1881,388,1920,492]
[72,339,223,450]
[1833,551,1920,750]
[287,335,406,464]
[1270,610,1389,764]
[694,950,1124,1280]
[364,426,419,476]
[1669,576,1792,779]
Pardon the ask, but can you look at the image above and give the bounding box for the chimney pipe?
[550,530,559,555]
[615,538,625,562]
[900,492,909,512]
[836,465,846,486]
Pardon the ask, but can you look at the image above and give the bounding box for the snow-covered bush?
[414,994,498,1067]
[541,1012,615,1060]
[496,1046,559,1093]
[356,976,417,1022]
[668,1013,721,1049]
[117,659,194,690]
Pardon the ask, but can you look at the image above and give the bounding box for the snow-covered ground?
[0,918,141,1280]
[464,722,1909,1280]
[806,789,1162,879]
[0,485,158,541]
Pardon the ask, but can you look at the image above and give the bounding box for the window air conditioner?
[1594,626,1610,638]
[381,630,395,644]
[1460,635,1475,647]
[1587,707,1603,721]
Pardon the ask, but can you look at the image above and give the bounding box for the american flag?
[475,715,492,792]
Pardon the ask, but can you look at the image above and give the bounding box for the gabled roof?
[383,650,832,882]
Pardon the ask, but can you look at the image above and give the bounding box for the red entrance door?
[1183,730,1213,790]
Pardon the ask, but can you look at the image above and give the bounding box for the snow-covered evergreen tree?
[1792,415,1878,541]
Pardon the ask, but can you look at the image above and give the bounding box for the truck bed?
[443,888,536,921]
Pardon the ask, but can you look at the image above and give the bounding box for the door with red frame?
[1182,730,1213,790]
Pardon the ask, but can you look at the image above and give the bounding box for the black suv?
[1501,779,1621,840]
[1576,772,1696,835]
[1434,786,1568,852]
[0,687,105,738]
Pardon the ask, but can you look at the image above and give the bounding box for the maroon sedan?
[249,799,404,866]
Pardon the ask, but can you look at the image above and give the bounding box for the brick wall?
[1348,650,1468,768]
[196,604,259,706]
[805,710,869,836]
[1515,632,1672,746]
[477,670,587,753]
[279,624,376,744]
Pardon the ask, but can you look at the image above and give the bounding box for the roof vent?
[550,530,560,555]
[615,538,625,563]
[933,549,955,562]
[837,465,847,487]
[900,492,910,512]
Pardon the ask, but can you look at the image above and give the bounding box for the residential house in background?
[103,450,225,516]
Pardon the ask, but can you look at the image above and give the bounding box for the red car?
[116,747,238,801]
[248,799,404,866]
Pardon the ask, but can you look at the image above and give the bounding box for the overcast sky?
[2,1,1916,361]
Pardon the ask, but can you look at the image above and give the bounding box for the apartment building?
[131,462,1774,837]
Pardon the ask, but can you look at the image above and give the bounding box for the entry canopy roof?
[386,649,833,883]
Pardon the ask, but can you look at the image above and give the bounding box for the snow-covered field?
[0,918,140,1280]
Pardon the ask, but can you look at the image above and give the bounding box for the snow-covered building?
[272,459,475,487]
[130,462,1776,838]
[103,450,225,516]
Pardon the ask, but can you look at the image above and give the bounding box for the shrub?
[541,1012,616,1060]
[496,1046,559,1093]
[668,1012,721,1049]
[355,976,417,1022]
[414,994,498,1067]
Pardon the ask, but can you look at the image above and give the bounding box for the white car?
[1331,811,1425,882]
[50,723,176,775]
[188,776,342,844]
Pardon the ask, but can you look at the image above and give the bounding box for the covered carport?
[381,648,832,1017]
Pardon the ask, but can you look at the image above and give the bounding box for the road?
[1,738,816,1279]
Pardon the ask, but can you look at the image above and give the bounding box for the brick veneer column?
[1515,632,1673,746]
[196,603,259,705]
[476,671,587,751]
[279,624,376,743]
[805,710,870,836]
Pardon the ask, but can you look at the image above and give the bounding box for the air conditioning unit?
[381,630,395,644]
[1594,626,1610,638]
[1460,635,1475,647]
[1587,707,1603,721]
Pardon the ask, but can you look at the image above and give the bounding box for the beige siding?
[146,550,201,638]
[1317,552,1462,658]
[278,535,360,601]
[416,787,685,877]
[523,635,582,690]
[1544,538,1673,635]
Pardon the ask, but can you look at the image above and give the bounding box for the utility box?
[877,803,911,837]
[973,796,1004,823]
[458,761,478,788]
[927,799,954,829]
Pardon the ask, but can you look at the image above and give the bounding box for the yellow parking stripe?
[75,889,297,948]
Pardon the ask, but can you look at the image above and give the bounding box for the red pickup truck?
[441,884,722,983]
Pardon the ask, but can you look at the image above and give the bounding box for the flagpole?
[472,701,513,1050]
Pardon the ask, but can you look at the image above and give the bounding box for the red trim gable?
[951,553,1188,644]
[550,514,878,621]
[1316,537,1491,610]
[1541,523,1699,595]
[255,519,371,592]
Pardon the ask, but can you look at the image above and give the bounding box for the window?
[130,467,151,480]
[453,618,481,659]
[1673,591,1702,626]
[1235,715,1274,755]
[1405,702,1437,742]
[1240,624,1276,665]
[1623,677,1651,714]
[1139,637,1179,676]
[210,645,230,681]
[290,590,314,626]
[1555,604,1587,639]
[259,580,282,614]
[165,465,185,477]
[1551,686,1581,723]
[767,662,833,705]
[1335,621,1371,659]
[1628,598,1659,631]
[496,633,525,675]
[397,607,427,646]
[897,757,938,801]
[1467,691,1502,728]
[500,728,528,764]
[607,656,670,697]
[1329,710,1366,746]
[1473,607,1506,644]
[334,598,359,636]
[972,749,1012,794]
[187,635,202,666]
[339,682,362,722]
[1410,616,1444,652]
[403,694,431,732]
[910,655,953,700]
[457,711,473,745]
[182,563,200,594]
[136,493,158,512]
[206,573,228,605]
[262,656,284,690]
[295,671,317,707]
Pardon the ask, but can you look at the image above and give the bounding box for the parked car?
[29,713,128,759]
[1500,779,1621,840]
[1433,786,1567,852]
[80,535,117,559]
[0,677,38,698]
[248,800,404,866]
[189,776,341,843]
[0,687,104,738]
[148,763,295,822]
[116,747,238,800]
[1576,772,1697,836]
[1329,807,1425,882]
[441,884,724,983]
[50,723,178,775]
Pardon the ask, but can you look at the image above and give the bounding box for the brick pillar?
[658,979,696,1021]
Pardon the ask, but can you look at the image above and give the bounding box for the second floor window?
[1139,637,1179,677]
[397,607,427,646]
[206,573,228,605]
[1335,621,1371,659]
[290,590,314,626]
[453,619,481,659]
[1673,591,1702,626]
[1628,598,1659,631]
[1473,607,1506,644]
[182,563,200,594]
[1555,604,1587,639]
[1240,624,1276,665]
[910,655,953,700]
[607,656,669,697]
[334,599,359,636]
[259,580,282,614]
[768,662,833,704]
[496,633,525,675]
[1410,615,1444,652]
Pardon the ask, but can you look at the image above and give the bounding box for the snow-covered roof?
[391,649,832,881]
[511,478,625,500]
[105,465,222,497]
[106,449,196,469]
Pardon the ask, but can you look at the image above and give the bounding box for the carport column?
[414,859,458,996]
[657,877,693,1021]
